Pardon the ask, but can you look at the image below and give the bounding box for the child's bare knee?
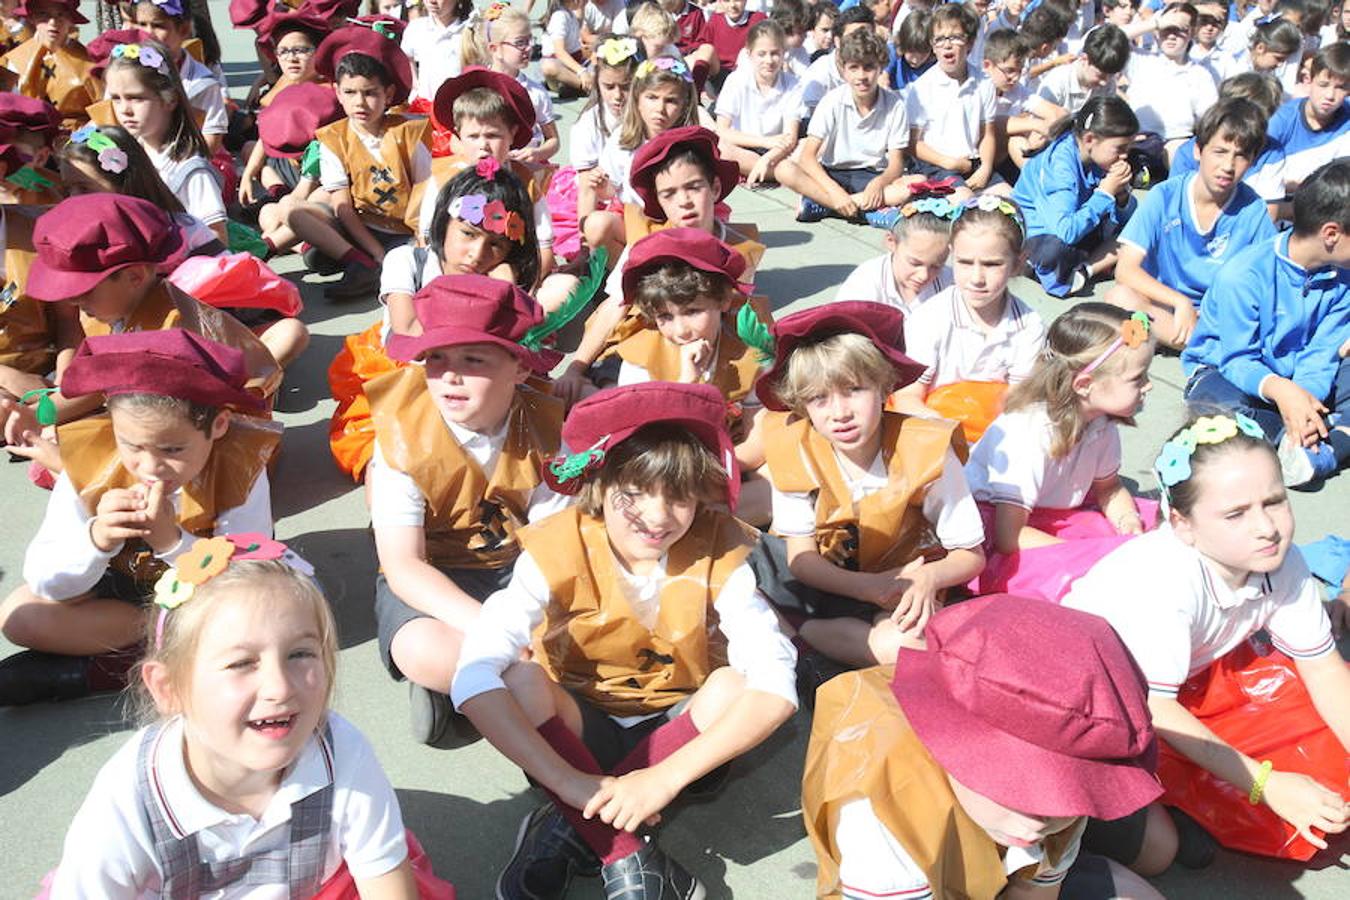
[0,587,51,647]
[1130,803,1178,876]
[501,661,560,722]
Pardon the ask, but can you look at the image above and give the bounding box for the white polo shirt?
[178,54,228,137]
[569,104,612,170]
[965,404,1122,510]
[798,50,844,115]
[906,66,998,159]
[597,133,640,204]
[584,0,626,33]
[1064,527,1335,696]
[518,71,557,147]
[808,83,909,170]
[1123,51,1219,140]
[48,713,408,898]
[903,285,1046,388]
[834,252,952,314]
[1032,61,1111,115]
[714,66,802,137]
[402,13,472,102]
[543,9,584,58]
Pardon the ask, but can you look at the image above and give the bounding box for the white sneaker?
[1276,431,1315,487]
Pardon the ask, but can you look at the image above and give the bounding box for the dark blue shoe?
[601,842,705,900]
[863,206,902,230]
[496,802,600,900]
[796,197,829,223]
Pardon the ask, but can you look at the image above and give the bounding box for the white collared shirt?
[835,252,952,315]
[714,65,803,137]
[903,285,1046,388]
[1123,51,1219,140]
[807,82,909,170]
[48,713,408,898]
[177,54,228,137]
[1032,61,1112,115]
[1064,526,1335,695]
[402,13,473,102]
[906,65,998,160]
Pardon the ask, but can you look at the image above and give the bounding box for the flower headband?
[636,56,692,82]
[597,36,640,68]
[447,192,526,242]
[111,43,169,75]
[1082,311,1151,375]
[954,193,1025,234]
[1154,413,1265,505]
[898,178,963,220]
[151,0,184,16]
[152,534,315,649]
[69,124,128,175]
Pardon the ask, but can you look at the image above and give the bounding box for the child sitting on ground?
[568,33,639,173]
[129,0,229,155]
[1120,3,1219,167]
[981,27,1057,172]
[288,24,430,300]
[887,10,934,89]
[804,595,1165,900]
[777,26,919,228]
[462,3,562,163]
[714,19,802,187]
[893,197,1046,446]
[964,302,1158,603]
[368,275,567,745]
[0,330,281,708]
[451,381,797,900]
[542,0,592,95]
[0,93,62,205]
[707,0,767,78]
[1108,98,1277,350]
[47,537,454,896]
[1181,159,1350,488]
[0,0,98,131]
[834,186,954,313]
[401,0,473,104]
[1014,96,1140,297]
[1065,414,1350,864]
[1032,22,1130,118]
[751,302,985,674]
[0,203,80,404]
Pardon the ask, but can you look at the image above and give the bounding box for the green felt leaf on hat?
[736,302,774,364]
[520,246,609,352]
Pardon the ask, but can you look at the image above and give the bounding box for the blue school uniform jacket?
[1182,232,1350,403]
[1242,98,1350,199]
[1012,130,1137,294]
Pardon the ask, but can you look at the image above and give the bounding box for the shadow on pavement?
[0,693,131,796]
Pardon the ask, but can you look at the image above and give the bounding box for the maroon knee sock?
[536,716,643,865]
[612,712,700,776]
[340,247,376,268]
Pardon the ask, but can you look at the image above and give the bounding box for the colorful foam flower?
[227,533,289,561]
[176,536,237,586]
[1234,413,1265,439]
[449,193,487,225]
[153,570,194,610]
[597,37,639,67]
[85,131,116,152]
[1154,441,1193,489]
[138,46,165,69]
[70,124,96,144]
[1120,315,1149,348]
[152,0,185,16]
[912,197,958,219]
[484,1,509,20]
[1192,415,1238,445]
[481,199,509,235]
[98,147,128,174]
[504,211,525,241]
[475,156,501,179]
[117,43,142,60]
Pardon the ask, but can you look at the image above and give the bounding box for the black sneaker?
[408,683,481,749]
[0,650,94,706]
[497,802,601,900]
[600,842,705,900]
[326,259,380,300]
[301,244,343,276]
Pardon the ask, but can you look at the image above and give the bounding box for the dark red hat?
[385,274,561,374]
[299,0,362,19]
[314,23,414,106]
[258,82,343,159]
[61,329,266,413]
[85,28,152,78]
[28,194,185,301]
[15,0,88,25]
[0,94,61,141]
[257,9,331,47]
[620,227,747,302]
[229,0,274,30]
[629,126,740,222]
[892,595,1162,820]
[754,301,925,411]
[552,382,740,509]
[432,66,535,150]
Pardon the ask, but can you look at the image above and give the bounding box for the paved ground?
[0,6,1346,897]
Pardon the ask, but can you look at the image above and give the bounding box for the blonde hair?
[630,4,679,45]
[462,4,532,67]
[578,424,728,515]
[1004,302,1146,458]
[774,332,900,414]
[618,64,698,149]
[129,561,339,726]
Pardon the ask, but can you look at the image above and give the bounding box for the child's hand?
[1261,769,1350,850]
[747,154,774,187]
[678,339,714,383]
[858,179,886,210]
[556,770,607,815]
[0,396,41,446]
[837,195,862,218]
[1100,159,1132,198]
[552,362,595,408]
[1170,299,1198,347]
[140,480,182,555]
[91,487,153,552]
[1111,513,1144,536]
[890,557,939,634]
[583,766,680,832]
[1269,379,1329,447]
[860,569,905,609]
[965,165,991,191]
[238,178,258,207]
[1339,335,1350,359]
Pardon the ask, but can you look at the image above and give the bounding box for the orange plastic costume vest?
[527,506,756,717]
[1,38,99,131]
[803,666,1082,900]
[0,205,57,373]
[58,415,281,589]
[431,154,553,204]
[365,365,562,570]
[316,116,431,236]
[762,412,963,571]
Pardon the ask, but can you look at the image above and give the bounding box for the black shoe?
[301,244,343,276]
[326,259,380,300]
[0,650,94,706]
[601,842,705,900]
[497,802,602,900]
[408,682,481,748]
[1167,807,1218,869]
[794,650,850,712]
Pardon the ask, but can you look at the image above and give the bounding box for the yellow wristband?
[1249,760,1274,805]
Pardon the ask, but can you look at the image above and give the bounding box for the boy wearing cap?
[0,93,62,204]
[0,329,281,707]
[803,595,1165,900]
[286,24,432,300]
[451,381,797,900]
[0,201,81,403]
[12,193,281,430]
[416,66,555,277]
[366,273,568,745]
[751,302,985,678]
[0,0,99,132]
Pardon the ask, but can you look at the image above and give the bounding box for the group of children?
[0,0,1347,898]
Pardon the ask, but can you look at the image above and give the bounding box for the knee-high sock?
[535,716,643,864]
[612,711,701,777]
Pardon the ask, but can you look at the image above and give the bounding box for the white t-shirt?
[544,9,584,58]
[597,133,640,204]
[23,469,273,601]
[1064,527,1336,695]
[378,243,442,309]
[518,72,556,148]
[1123,51,1219,140]
[903,286,1046,388]
[1033,61,1111,115]
[48,713,407,899]
[834,252,952,314]
[145,144,226,226]
[569,103,613,170]
[416,170,553,249]
[965,404,1122,510]
[798,50,844,115]
[402,13,473,102]
[714,66,802,137]
[584,0,626,33]
[807,83,910,170]
[178,54,229,137]
[770,448,986,551]
[906,65,997,160]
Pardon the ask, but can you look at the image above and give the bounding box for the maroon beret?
[15,0,88,25]
[314,23,414,106]
[28,194,184,301]
[257,9,331,47]
[432,66,536,150]
[0,94,61,142]
[630,126,739,222]
[258,82,343,159]
[85,28,152,78]
[620,227,748,302]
